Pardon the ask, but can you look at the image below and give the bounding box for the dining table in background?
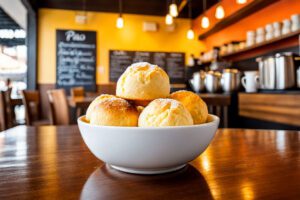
[0,126,299,199]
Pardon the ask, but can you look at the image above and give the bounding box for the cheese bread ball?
[89,98,139,127]
[85,94,116,121]
[170,90,208,124]
[138,99,193,127]
[116,62,170,101]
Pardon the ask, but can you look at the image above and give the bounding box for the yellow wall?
[38,9,206,84]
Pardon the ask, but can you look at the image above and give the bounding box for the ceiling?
[0,7,22,30]
[30,0,218,19]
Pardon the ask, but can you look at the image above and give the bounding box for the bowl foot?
[109,164,186,175]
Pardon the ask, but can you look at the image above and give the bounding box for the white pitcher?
[241,71,259,93]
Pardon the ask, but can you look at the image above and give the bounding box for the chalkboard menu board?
[109,50,185,83]
[56,30,96,92]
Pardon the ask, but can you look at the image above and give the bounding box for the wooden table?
[0,126,299,199]
[68,96,95,109]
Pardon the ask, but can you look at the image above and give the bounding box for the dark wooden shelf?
[198,0,279,40]
[221,30,300,62]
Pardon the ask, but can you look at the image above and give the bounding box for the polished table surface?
[0,126,299,199]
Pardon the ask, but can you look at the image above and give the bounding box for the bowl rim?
[78,114,219,130]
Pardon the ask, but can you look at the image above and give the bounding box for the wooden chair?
[3,89,14,129]
[71,87,85,117]
[47,89,70,125]
[70,87,85,98]
[0,91,8,131]
[21,90,49,126]
[70,87,85,117]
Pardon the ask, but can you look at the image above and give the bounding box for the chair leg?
[76,108,82,118]
[223,106,228,128]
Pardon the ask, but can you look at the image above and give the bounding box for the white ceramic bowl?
[78,114,219,174]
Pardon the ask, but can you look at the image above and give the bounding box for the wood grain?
[0,126,300,199]
[239,93,300,126]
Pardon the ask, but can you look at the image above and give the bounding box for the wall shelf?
[198,0,279,40]
[221,30,300,62]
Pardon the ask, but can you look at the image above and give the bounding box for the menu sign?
[109,50,185,83]
[56,30,96,92]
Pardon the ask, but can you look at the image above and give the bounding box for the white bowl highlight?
[78,114,219,174]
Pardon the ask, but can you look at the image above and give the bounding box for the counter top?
[1,126,299,199]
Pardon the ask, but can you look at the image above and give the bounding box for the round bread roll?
[116,62,170,100]
[170,90,208,124]
[89,98,139,126]
[86,94,116,121]
[138,99,193,127]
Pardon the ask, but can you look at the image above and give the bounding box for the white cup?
[256,27,265,36]
[291,14,300,31]
[241,71,259,93]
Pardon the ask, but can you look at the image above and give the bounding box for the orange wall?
[38,9,206,84]
[193,0,300,49]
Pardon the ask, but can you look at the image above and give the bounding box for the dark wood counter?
[239,92,300,126]
[1,126,299,199]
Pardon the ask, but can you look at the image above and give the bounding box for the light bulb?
[169,4,178,17]
[201,16,210,29]
[215,5,225,19]
[165,14,173,25]
[116,16,124,29]
[236,0,247,4]
[187,29,195,40]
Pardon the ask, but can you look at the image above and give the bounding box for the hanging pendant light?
[169,0,178,17]
[116,0,124,29]
[201,16,210,28]
[236,0,247,4]
[186,0,194,40]
[215,1,225,19]
[116,16,124,29]
[165,14,173,25]
[201,0,210,29]
[187,29,195,40]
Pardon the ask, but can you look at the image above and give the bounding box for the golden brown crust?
[89,97,139,126]
[86,94,117,121]
[96,98,138,114]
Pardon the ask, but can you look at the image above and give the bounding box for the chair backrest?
[70,87,85,98]
[47,89,70,125]
[21,90,41,126]
[0,91,7,131]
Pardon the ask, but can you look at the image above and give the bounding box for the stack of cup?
[246,30,255,47]
[291,14,300,32]
[282,19,291,35]
[256,27,265,44]
[265,24,274,40]
[273,22,281,37]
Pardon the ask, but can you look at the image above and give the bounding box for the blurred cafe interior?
[1,0,300,199]
[1,0,299,130]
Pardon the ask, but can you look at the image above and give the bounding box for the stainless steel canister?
[221,69,241,93]
[189,71,206,93]
[275,52,298,89]
[256,56,276,89]
[205,71,222,93]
